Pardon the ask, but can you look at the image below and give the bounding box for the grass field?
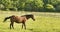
[0,11,60,32]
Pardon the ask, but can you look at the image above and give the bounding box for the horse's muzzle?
[33,19,35,21]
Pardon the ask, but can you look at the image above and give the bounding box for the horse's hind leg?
[11,22,14,29]
[10,22,14,29]
[10,23,12,29]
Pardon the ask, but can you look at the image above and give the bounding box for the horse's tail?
[3,16,12,22]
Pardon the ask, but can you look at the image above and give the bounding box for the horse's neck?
[21,15,31,19]
[26,17,30,20]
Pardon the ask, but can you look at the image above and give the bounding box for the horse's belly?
[15,21,22,23]
[14,17,26,23]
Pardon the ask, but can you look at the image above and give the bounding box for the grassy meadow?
[0,11,60,32]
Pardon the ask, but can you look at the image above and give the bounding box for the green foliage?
[0,4,4,9]
[45,4,55,12]
[0,0,60,12]
[46,4,54,9]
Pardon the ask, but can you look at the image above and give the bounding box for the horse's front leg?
[23,22,26,30]
[11,22,14,29]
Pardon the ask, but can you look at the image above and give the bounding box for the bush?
[45,4,55,12]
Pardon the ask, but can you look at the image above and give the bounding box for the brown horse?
[3,14,35,29]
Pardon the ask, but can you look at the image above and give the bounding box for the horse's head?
[26,14,35,21]
[22,14,35,21]
[30,14,35,21]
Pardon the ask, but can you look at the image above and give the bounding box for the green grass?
[0,11,60,32]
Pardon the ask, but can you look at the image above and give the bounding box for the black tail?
[3,16,12,22]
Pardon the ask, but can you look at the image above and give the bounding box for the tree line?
[0,0,60,12]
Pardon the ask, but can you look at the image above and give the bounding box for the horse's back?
[11,15,26,23]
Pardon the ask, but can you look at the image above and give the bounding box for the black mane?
[21,14,33,19]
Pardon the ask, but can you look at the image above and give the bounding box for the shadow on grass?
[28,29,60,32]
[27,28,41,32]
